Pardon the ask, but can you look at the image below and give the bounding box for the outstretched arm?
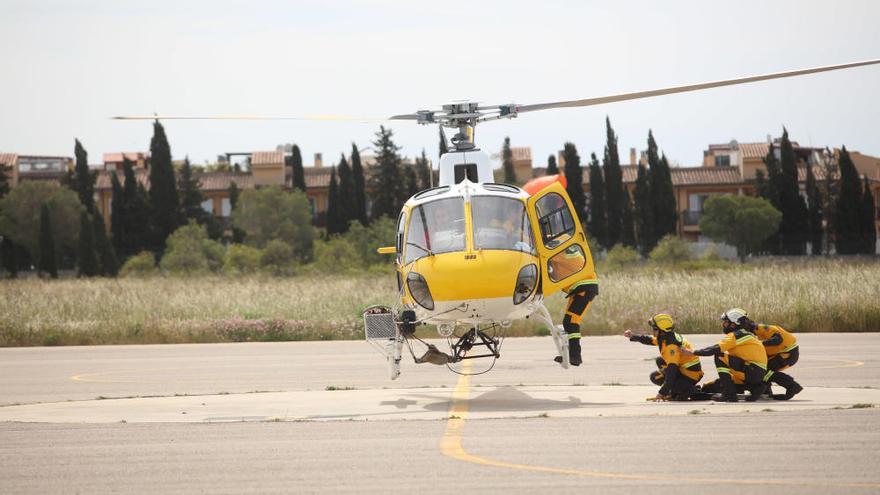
[693,344,721,356]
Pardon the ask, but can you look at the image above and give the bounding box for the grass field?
[1,258,879,346]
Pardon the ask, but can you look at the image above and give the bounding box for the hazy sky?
[2,0,878,169]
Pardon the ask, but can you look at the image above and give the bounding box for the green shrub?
[314,236,363,273]
[119,251,158,277]
[160,222,225,275]
[260,239,298,276]
[649,235,692,265]
[606,243,639,268]
[223,244,263,275]
[343,217,396,268]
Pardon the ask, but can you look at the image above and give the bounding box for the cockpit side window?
[535,192,576,249]
[404,198,466,264]
[472,196,536,254]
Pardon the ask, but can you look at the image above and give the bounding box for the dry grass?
[1,258,878,346]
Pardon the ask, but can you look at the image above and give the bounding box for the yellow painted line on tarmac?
[800,359,865,370]
[440,361,880,489]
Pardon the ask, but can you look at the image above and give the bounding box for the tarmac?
[1,333,879,493]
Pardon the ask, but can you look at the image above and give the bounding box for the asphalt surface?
[1,334,879,493]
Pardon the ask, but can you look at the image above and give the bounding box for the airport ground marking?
[440,361,880,489]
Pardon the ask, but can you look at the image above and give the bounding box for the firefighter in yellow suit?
[693,308,770,402]
[623,314,705,401]
[553,278,598,367]
[736,312,802,400]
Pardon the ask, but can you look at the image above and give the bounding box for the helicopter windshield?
[472,196,536,255]
[404,198,466,264]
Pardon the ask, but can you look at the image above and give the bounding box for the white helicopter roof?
[404,176,528,209]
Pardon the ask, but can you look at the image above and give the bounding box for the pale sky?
[1,0,878,169]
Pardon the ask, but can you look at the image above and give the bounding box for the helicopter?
[115,58,880,379]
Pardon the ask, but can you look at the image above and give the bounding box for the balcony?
[683,210,702,226]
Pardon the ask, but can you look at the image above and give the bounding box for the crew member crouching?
[623,314,705,401]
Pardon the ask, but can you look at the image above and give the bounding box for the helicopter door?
[525,182,594,295]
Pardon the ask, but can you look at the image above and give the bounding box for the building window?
[221,198,231,217]
[715,154,730,167]
[201,199,213,214]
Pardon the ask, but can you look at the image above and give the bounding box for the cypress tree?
[778,128,808,255]
[805,160,823,255]
[110,171,125,256]
[351,143,367,225]
[439,127,449,158]
[645,131,676,248]
[38,204,58,279]
[336,154,355,231]
[835,146,862,254]
[93,213,118,276]
[502,137,516,184]
[370,126,403,221]
[73,139,96,214]
[291,144,306,192]
[820,148,840,255]
[227,181,245,243]
[562,142,585,223]
[587,152,607,248]
[416,149,432,190]
[758,146,784,254]
[325,167,342,234]
[148,120,179,254]
[634,163,654,256]
[603,117,624,248]
[402,163,419,202]
[860,177,876,254]
[547,154,559,175]
[621,188,637,249]
[178,157,205,224]
[0,162,10,197]
[122,160,150,257]
[77,211,99,277]
[1,236,16,278]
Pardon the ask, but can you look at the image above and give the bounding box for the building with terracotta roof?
[103,152,150,172]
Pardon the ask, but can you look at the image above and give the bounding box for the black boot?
[714,373,738,402]
[554,338,582,366]
[770,372,803,400]
[745,383,766,402]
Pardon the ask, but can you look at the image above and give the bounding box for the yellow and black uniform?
[695,329,768,401]
[697,354,746,395]
[754,323,799,372]
[556,279,598,366]
[631,331,704,400]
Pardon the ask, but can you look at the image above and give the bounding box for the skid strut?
[450,327,501,362]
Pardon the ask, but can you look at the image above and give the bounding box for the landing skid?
[534,304,569,369]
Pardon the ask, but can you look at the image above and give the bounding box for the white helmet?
[720,308,748,324]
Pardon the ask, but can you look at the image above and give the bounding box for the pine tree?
[621,188,637,249]
[562,143,585,222]
[72,139,96,214]
[148,120,179,254]
[547,155,558,175]
[291,144,306,192]
[38,204,58,279]
[634,163,654,256]
[439,127,449,158]
[325,167,342,234]
[370,126,403,221]
[805,160,823,255]
[502,137,516,184]
[351,143,367,225]
[93,213,118,276]
[416,149,432,190]
[77,211,99,277]
[778,128,808,255]
[587,153,607,248]
[335,154,355,231]
[603,117,624,248]
[110,171,124,256]
[835,146,862,254]
[860,176,876,254]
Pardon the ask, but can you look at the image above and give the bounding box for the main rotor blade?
[111,115,385,122]
[517,59,880,113]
